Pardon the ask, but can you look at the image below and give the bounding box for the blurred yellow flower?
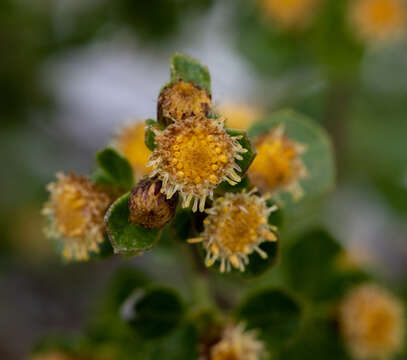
[112,121,151,178]
[249,125,307,200]
[217,102,262,131]
[260,0,322,29]
[148,114,246,212]
[350,0,406,42]
[188,189,278,272]
[158,80,211,123]
[43,173,112,261]
[339,284,405,360]
[210,323,265,360]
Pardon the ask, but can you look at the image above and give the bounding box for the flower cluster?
[43,173,112,261]
[148,114,247,212]
[189,189,278,272]
[350,0,406,43]
[249,125,307,200]
[208,323,265,360]
[339,284,405,360]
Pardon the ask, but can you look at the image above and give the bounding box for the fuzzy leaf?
[122,287,184,339]
[248,109,335,215]
[236,288,302,346]
[105,192,161,255]
[170,53,211,93]
[93,147,134,190]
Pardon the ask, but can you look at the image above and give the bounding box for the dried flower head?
[260,0,322,29]
[148,114,247,212]
[188,189,278,272]
[209,323,265,360]
[128,177,178,229]
[158,80,211,124]
[42,173,112,261]
[218,102,262,130]
[339,284,405,360]
[350,0,406,43]
[112,121,151,177]
[249,125,307,200]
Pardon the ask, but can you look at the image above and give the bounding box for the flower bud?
[128,177,178,229]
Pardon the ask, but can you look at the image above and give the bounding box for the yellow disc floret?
[148,115,247,212]
[218,102,262,131]
[339,284,405,360]
[260,0,322,29]
[188,189,278,272]
[42,173,112,261]
[158,80,211,123]
[249,125,307,200]
[210,323,265,360]
[112,121,151,177]
[350,0,406,43]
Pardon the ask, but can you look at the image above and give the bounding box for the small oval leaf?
[105,192,161,255]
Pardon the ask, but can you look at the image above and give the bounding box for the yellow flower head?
[148,114,247,212]
[339,284,405,360]
[249,125,307,200]
[260,0,322,29]
[43,173,112,261]
[210,323,265,360]
[112,121,151,177]
[350,0,406,42]
[158,80,211,123]
[217,102,262,131]
[188,189,278,272]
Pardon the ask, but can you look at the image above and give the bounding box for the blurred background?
[1,0,407,358]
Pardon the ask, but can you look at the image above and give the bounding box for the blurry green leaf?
[216,129,257,193]
[170,53,211,93]
[278,316,350,360]
[105,192,161,255]
[248,109,335,215]
[236,288,302,346]
[123,287,184,339]
[284,228,368,302]
[146,324,198,360]
[93,148,134,190]
[145,119,162,151]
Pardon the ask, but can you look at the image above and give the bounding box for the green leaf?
[145,119,162,151]
[236,288,302,346]
[248,109,335,214]
[146,324,198,360]
[93,147,134,190]
[105,192,161,255]
[122,287,184,339]
[216,129,257,193]
[170,53,211,93]
[278,317,350,360]
[283,228,368,302]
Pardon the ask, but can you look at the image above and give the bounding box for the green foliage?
[236,288,302,346]
[248,109,335,215]
[105,192,162,255]
[93,148,134,191]
[145,119,161,151]
[123,287,184,339]
[284,228,368,302]
[170,53,211,93]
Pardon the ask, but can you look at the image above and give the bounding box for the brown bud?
[157,79,211,126]
[128,178,178,229]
